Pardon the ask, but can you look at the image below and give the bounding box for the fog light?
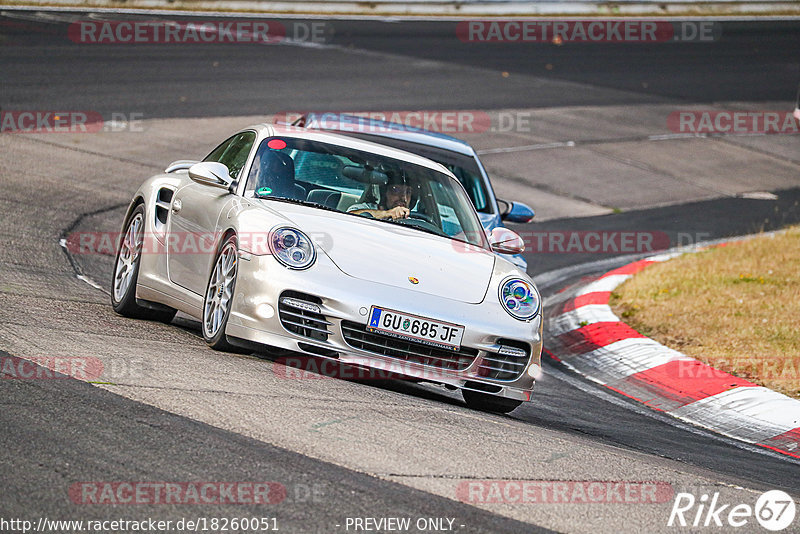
[256,303,275,319]
[527,363,542,379]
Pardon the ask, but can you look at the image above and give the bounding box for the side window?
[429,181,463,237]
[446,164,488,213]
[203,131,256,180]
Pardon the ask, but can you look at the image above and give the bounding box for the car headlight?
[499,277,540,320]
[269,227,316,270]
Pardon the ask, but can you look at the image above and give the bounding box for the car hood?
[266,202,495,304]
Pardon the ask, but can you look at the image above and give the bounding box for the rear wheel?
[202,235,243,351]
[111,204,176,323]
[462,389,523,414]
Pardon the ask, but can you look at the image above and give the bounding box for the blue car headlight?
[269,227,316,270]
[499,277,540,320]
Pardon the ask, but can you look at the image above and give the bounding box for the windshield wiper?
[255,195,340,214]
[259,196,453,240]
[382,217,449,239]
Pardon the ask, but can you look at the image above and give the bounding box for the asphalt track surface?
[2,15,799,116]
[1,11,800,534]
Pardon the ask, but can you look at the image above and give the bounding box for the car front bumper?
[226,250,542,401]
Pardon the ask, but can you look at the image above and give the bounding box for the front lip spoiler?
[224,322,534,402]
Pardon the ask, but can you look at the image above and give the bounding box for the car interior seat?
[254,151,305,199]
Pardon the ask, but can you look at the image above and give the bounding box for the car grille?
[278,291,331,342]
[340,321,479,371]
[477,339,530,381]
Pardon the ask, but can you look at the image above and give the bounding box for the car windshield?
[244,136,488,248]
[304,130,494,214]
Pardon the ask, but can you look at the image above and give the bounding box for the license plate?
[367,306,465,351]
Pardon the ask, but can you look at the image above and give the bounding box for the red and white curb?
[545,252,800,459]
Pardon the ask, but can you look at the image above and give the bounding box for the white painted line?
[648,133,708,141]
[477,141,575,155]
[77,274,106,292]
[739,191,779,200]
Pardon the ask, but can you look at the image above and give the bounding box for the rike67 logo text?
[668,490,796,531]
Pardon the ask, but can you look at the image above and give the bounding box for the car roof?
[299,113,477,157]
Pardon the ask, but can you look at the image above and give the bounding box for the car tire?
[202,234,246,352]
[462,389,523,414]
[111,204,177,323]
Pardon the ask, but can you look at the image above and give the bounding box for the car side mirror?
[488,227,525,255]
[188,162,233,190]
[498,199,535,224]
[165,160,199,173]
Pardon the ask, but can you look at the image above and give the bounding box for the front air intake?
[477,339,530,381]
[278,291,331,342]
[341,320,479,371]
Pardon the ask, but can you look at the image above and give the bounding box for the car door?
[167,131,256,295]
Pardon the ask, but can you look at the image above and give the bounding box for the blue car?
[294,113,535,270]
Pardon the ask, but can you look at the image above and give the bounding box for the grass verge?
[610,226,800,399]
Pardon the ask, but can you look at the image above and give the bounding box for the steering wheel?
[407,212,433,224]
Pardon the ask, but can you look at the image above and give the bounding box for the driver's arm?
[349,206,409,220]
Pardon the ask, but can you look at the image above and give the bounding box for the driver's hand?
[385,206,410,220]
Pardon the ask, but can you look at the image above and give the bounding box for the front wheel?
[462,389,523,414]
[111,204,176,323]
[202,235,242,351]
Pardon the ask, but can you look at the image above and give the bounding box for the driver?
[347,170,414,220]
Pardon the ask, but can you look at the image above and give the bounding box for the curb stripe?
[619,361,757,407]
[561,291,611,313]
[671,387,800,446]
[545,247,800,459]
[558,321,646,354]
[575,274,631,296]
[548,305,619,337]
[759,427,800,458]
[578,338,692,379]
[601,259,655,277]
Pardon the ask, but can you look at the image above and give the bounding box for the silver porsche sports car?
[112,124,542,413]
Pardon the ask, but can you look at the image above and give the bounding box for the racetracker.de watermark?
[523,231,670,254]
[68,20,330,44]
[0,111,144,133]
[278,110,511,134]
[457,480,674,504]
[667,111,800,135]
[452,231,671,255]
[273,356,476,381]
[69,482,287,505]
[280,109,554,134]
[673,358,799,383]
[64,230,333,256]
[69,229,671,256]
[0,356,103,380]
[456,20,720,43]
